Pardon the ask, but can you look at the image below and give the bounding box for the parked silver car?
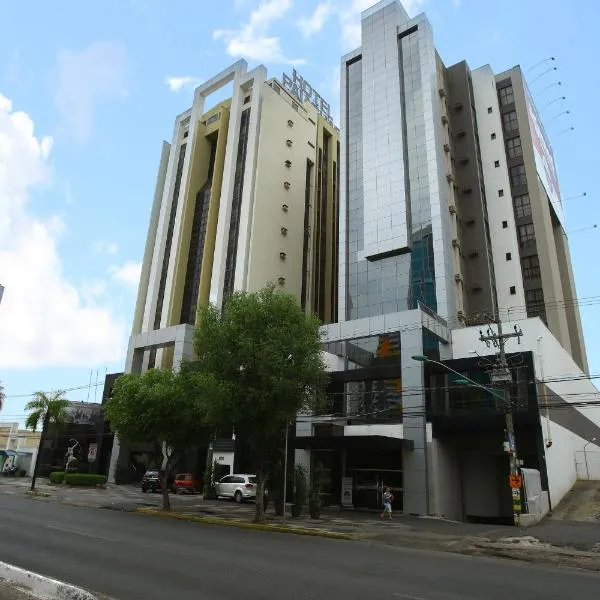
[215,474,257,503]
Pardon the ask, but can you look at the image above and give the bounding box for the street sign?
[509,473,522,488]
[87,443,98,463]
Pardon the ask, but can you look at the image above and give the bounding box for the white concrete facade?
[471,65,526,317]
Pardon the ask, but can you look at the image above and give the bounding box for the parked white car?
[215,474,257,503]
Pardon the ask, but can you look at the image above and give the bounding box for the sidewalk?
[5,476,600,568]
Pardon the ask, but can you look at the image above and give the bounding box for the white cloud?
[0,94,126,369]
[165,76,202,92]
[337,0,425,50]
[109,261,141,288]
[298,2,334,38]
[54,42,128,143]
[213,0,305,65]
[93,241,119,255]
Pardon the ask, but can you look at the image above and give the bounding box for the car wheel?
[234,490,243,504]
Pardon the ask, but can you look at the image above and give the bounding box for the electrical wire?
[2,295,600,401]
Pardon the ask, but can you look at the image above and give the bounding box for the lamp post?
[282,421,289,524]
[584,438,597,481]
[281,353,294,524]
[412,354,522,526]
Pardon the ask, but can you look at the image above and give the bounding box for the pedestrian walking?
[380,486,394,520]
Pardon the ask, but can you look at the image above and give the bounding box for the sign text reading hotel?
[282,69,334,125]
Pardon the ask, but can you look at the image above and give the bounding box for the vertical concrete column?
[401,326,429,515]
[108,344,143,483]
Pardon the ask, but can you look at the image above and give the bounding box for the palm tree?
[25,391,69,491]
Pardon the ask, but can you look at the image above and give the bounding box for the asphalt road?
[0,494,599,600]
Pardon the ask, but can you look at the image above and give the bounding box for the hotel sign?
[282,69,333,125]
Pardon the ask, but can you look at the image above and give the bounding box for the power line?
[3,294,600,400]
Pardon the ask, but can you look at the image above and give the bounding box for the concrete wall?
[575,450,600,480]
[462,451,504,518]
[431,438,462,520]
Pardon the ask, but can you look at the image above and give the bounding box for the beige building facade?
[109,60,339,481]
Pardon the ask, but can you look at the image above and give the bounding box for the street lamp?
[411,355,504,400]
[584,438,597,481]
[281,353,294,525]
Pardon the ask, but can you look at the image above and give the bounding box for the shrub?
[114,468,138,485]
[49,471,65,484]
[64,473,107,486]
[291,465,308,518]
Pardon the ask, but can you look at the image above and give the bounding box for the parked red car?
[173,473,201,494]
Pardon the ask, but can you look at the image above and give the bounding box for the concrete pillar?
[401,326,429,515]
[108,344,143,483]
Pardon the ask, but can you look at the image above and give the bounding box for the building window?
[510,286,516,295]
[494,160,500,168]
[513,193,532,218]
[498,189,504,197]
[510,164,527,187]
[503,110,519,133]
[522,255,541,280]
[499,85,515,106]
[286,139,293,147]
[525,287,546,322]
[506,252,512,260]
[518,223,536,245]
[244,95,251,104]
[288,119,294,127]
[502,220,508,228]
[491,132,496,140]
[223,108,251,301]
[487,106,493,114]
[506,136,523,159]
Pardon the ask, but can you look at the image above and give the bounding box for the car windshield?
[248,477,257,485]
[146,471,158,476]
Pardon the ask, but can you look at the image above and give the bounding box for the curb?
[466,541,600,571]
[134,508,355,540]
[0,561,99,599]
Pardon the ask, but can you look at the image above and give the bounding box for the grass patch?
[134,508,355,540]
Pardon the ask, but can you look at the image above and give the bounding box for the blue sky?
[1,0,599,424]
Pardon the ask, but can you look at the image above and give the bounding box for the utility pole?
[479,319,523,526]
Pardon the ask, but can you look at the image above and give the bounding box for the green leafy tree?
[25,391,70,491]
[104,368,207,511]
[192,284,328,524]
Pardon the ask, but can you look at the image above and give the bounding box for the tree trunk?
[30,412,50,492]
[253,466,266,524]
[160,463,171,512]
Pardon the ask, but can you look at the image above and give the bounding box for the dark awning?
[0,450,17,457]
[295,435,413,451]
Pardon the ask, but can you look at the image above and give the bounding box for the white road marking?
[45,525,116,542]
[393,593,431,600]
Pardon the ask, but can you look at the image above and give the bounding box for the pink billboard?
[524,83,565,227]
